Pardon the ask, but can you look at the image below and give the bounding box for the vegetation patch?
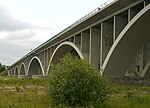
[1,75,150,107]
[0,63,6,73]
[48,54,110,107]
[0,76,51,108]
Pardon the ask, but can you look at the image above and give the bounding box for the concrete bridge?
[8,0,150,79]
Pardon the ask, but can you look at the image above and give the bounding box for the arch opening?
[47,42,83,75]
[27,57,44,76]
[20,63,26,75]
[15,67,18,75]
[11,68,15,75]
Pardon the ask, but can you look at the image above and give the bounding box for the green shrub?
[0,70,7,76]
[48,54,110,107]
[0,63,5,73]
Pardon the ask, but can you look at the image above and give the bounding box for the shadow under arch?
[20,63,26,75]
[27,56,45,76]
[102,4,150,78]
[15,66,19,75]
[46,42,83,75]
[11,68,15,75]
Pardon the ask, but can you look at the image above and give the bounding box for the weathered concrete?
[32,75,48,80]
[102,4,150,78]
[75,34,81,50]
[81,31,90,62]
[90,27,101,69]
[102,21,113,64]
[18,75,29,79]
[114,15,128,40]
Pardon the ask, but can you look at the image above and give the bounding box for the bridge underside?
[47,42,83,74]
[51,45,80,65]
[103,4,150,79]
[20,64,26,75]
[28,58,43,76]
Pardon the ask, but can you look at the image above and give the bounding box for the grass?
[106,83,150,108]
[1,76,150,108]
[0,76,51,108]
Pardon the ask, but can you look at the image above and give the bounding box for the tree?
[0,63,6,73]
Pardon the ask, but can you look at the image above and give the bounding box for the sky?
[0,0,108,66]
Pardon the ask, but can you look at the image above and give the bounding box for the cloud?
[0,4,33,32]
[0,3,61,66]
[0,30,40,65]
[0,3,57,32]
[0,38,39,66]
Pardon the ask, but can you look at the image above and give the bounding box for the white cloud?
[0,3,61,66]
[0,4,31,31]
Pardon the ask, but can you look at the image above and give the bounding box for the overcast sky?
[0,0,109,66]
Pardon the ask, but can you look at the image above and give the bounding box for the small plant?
[15,86,23,92]
[124,91,134,99]
[48,53,110,107]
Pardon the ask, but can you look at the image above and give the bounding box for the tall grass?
[0,76,51,108]
[1,76,150,108]
[106,83,150,108]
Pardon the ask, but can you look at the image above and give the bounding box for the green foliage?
[124,91,134,99]
[0,63,5,73]
[0,70,7,76]
[106,84,150,108]
[0,77,51,108]
[1,75,150,107]
[48,54,110,107]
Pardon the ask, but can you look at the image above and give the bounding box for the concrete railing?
[50,0,117,43]
[70,0,116,28]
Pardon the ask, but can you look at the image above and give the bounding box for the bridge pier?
[114,15,128,40]
[90,27,100,69]
[81,31,90,62]
[75,34,81,50]
[102,21,113,64]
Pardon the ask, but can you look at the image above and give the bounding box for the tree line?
[0,63,6,73]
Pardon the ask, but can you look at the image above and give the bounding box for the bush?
[48,54,110,107]
[0,63,5,73]
[0,70,7,76]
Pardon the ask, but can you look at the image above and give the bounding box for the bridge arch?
[15,66,19,75]
[102,4,150,78]
[46,42,83,75]
[20,63,26,75]
[27,56,45,76]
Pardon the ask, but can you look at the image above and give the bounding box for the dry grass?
[1,76,150,108]
[0,76,51,108]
